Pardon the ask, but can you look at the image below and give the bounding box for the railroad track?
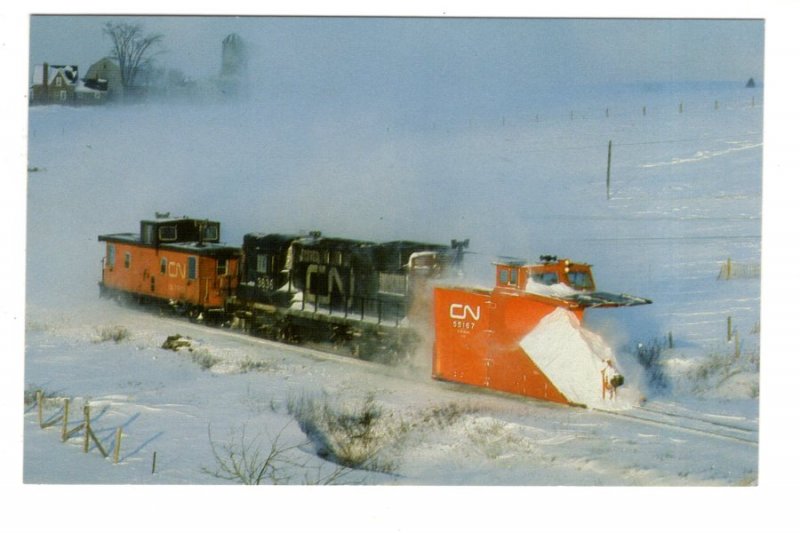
[596,403,759,446]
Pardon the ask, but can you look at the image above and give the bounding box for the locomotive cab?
[494,256,650,308]
[527,257,595,292]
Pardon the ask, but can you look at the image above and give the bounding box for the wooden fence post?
[37,390,43,428]
[61,398,70,441]
[151,451,158,474]
[727,316,733,342]
[113,428,123,464]
[83,404,90,453]
[606,140,613,200]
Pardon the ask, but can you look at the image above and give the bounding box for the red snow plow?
[432,256,651,407]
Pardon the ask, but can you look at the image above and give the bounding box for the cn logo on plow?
[449,303,481,321]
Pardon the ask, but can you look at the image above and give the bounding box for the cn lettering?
[449,303,480,321]
[167,261,186,279]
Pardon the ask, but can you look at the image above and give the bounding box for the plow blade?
[567,291,652,308]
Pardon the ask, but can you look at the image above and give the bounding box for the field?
[19,80,774,529]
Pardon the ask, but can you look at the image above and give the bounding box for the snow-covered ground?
[15,78,784,530]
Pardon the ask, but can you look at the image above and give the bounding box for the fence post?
[727,316,733,342]
[36,390,43,428]
[83,404,91,453]
[113,428,123,464]
[726,257,732,280]
[151,451,158,474]
[61,398,70,441]
[606,140,612,200]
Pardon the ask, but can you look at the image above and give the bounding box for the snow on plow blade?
[432,258,648,408]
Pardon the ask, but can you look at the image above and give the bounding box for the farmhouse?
[30,62,110,105]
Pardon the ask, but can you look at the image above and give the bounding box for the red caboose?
[98,216,241,316]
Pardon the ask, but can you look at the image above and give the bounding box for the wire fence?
[718,258,761,280]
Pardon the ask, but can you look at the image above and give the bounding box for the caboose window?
[107,244,116,268]
[124,252,131,269]
[204,225,219,241]
[142,224,154,245]
[187,256,197,280]
[217,258,228,275]
[159,225,177,241]
[160,257,167,274]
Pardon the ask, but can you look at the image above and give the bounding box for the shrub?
[204,423,353,485]
[24,385,58,407]
[237,357,276,373]
[418,401,479,429]
[95,325,131,344]
[188,348,222,370]
[288,393,404,474]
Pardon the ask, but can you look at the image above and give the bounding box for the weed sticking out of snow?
[416,401,480,429]
[93,325,131,344]
[236,357,278,374]
[664,345,760,400]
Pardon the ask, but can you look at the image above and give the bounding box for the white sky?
[27,16,764,88]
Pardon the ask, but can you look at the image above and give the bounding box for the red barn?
[98,217,241,316]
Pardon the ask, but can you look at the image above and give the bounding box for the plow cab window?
[531,272,559,285]
[567,270,594,291]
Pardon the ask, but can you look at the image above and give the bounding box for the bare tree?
[103,21,163,88]
[203,423,355,485]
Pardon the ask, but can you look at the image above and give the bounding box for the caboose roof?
[98,232,240,256]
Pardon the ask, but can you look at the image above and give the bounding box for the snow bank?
[519,308,640,409]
